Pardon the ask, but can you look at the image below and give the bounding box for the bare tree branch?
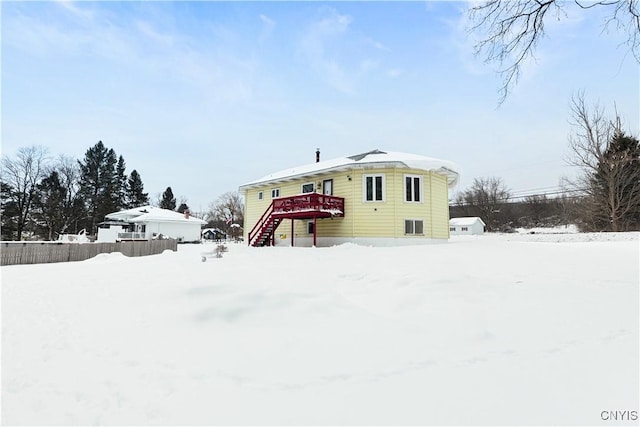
[468,0,640,104]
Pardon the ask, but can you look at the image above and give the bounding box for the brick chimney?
[184,210,190,219]
[316,148,320,163]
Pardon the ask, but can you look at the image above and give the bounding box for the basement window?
[405,219,424,235]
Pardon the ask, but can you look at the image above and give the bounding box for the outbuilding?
[97,205,206,243]
[449,217,486,235]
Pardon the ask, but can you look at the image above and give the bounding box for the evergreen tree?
[115,155,128,210]
[1,180,19,240]
[127,169,149,207]
[590,130,640,231]
[160,187,176,210]
[177,202,189,214]
[77,141,118,234]
[32,171,67,240]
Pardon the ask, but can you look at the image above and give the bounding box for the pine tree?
[77,141,118,234]
[1,180,19,240]
[127,170,149,207]
[590,130,640,231]
[115,155,128,210]
[32,171,67,240]
[160,187,176,210]
[177,202,189,214]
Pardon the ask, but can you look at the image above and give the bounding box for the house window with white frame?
[405,219,424,235]
[450,227,456,232]
[258,191,263,200]
[404,174,422,202]
[363,174,385,202]
[271,188,280,198]
[301,183,314,193]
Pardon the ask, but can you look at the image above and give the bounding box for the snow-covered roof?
[450,217,486,226]
[105,205,206,225]
[239,149,460,189]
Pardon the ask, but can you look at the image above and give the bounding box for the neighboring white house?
[97,206,206,243]
[449,217,486,235]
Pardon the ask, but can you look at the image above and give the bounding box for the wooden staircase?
[248,193,345,247]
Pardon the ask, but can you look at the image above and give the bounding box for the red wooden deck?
[248,193,345,247]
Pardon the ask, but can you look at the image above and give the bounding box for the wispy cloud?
[298,7,355,94]
[259,14,276,44]
[387,68,403,78]
[3,2,259,106]
[298,7,393,95]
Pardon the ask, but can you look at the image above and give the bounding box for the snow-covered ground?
[2,231,639,425]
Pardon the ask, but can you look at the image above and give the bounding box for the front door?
[323,179,333,195]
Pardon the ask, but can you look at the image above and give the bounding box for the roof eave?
[239,160,459,191]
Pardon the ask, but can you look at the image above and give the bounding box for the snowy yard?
[2,231,638,425]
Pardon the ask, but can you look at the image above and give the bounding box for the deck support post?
[313,216,317,247]
[291,219,294,247]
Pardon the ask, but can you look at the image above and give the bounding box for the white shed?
[97,205,206,243]
[449,217,486,235]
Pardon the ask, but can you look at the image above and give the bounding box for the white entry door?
[323,179,333,195]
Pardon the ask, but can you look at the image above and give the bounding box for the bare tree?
[454,177,511,231]
[468,0,640,103]
[207,192,244,237]
[1,146,50,240]
[52,155,85,233]
[566,92,640,231]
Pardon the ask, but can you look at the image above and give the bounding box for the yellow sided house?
[239,149,460,247]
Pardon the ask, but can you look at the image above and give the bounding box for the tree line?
[452,94,640,232]
[1,141,152,241]
[1,140,246,242]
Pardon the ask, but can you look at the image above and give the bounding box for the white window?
[450,227,456,232]
[405,219,424,235]
[271,188,280,198]
[258,191,263,200]
[404,175,422,202]
[462,227,468,232]
[363,174,385,202]
[302,182,314,193]
[307,221,314,234]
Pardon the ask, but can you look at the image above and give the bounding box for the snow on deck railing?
[272,193,345,216]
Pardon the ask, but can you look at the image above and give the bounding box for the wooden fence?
[0,239,178,266]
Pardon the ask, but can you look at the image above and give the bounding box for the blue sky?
[2,1,638,213]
